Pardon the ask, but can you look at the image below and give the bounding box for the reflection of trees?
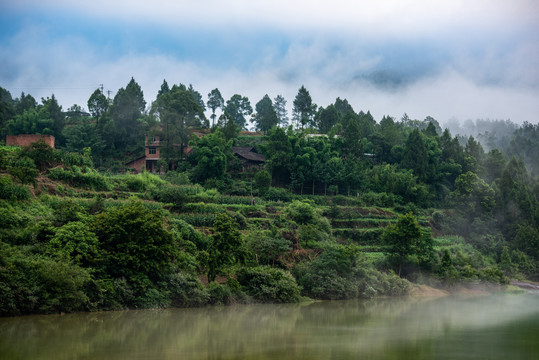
[0,305,304,360]
[0,295,537,360]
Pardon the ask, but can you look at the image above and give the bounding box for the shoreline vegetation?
[407,282,535,297]
[0,82,537,317]
[0,162,534,317]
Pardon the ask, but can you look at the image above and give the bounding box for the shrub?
[51,198,85,225]
[298,224,330,248]
[118,172,165,192]
[226,180,251,196]
[31,257,91,313]
[91,201,177,296]
[285,200,330,235]
[0,243,92,315]
[0,206,29,229]
[62,151,94,168]
[21,139,57,171]
[88,195,106,214]
[254,170,272,196]
[170,217,208,250]
[47,221,99,265]
[203,178,228,192]
[286,200,315,224]
[7,156,39,186]
[0,176,31,200]
[368,164,431,206]
[432,210,445,227]
[264,187,293,202]
[0,147,11,170]
[205,213,245,282]
[150,185,203,206]
[207,282,234,305]
[296,266,358,300]
[478,267,508,284]
[246,229,291,266]
[355,267,411,297]
[236,266,301,303]
[90,278,135,310]
[136,287,171,309]
[47,166,111,190]
[510,249,537,278]
[294,243,411,300]
[162,170,191,185]
[166,272,209,307]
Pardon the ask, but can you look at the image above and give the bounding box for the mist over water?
[1,294,537,360]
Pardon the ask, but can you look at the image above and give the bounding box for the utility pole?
[107,90,112,99]
[99,84,104,93]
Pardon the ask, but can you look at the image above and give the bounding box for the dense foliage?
[0,81,537,316]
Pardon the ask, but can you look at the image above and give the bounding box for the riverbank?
[510,280,539,292]
[407,280,538,297]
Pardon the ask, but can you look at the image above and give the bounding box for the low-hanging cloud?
[4,43,537,127]
[1,1,538,127]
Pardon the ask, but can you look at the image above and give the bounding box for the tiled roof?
[232,147,266,162]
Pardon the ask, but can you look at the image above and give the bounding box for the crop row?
[330,218,396,228]
[332,228,385,245]
[178,213,216,227]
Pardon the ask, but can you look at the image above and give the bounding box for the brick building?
[126,133,265,174]
[6,134,55,148]
[125,135,161,173]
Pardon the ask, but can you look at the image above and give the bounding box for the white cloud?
[2,0,538,126]
[4,41,538,125]
[9,0,539,37]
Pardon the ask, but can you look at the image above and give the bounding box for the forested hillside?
[0,80,537,316]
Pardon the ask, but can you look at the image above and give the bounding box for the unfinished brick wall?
[145,135,160,159]
[125,156,146,173]
[6,135,55,148]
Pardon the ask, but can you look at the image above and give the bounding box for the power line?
[6,87,101,90]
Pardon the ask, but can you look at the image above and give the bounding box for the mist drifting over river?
[1,294,538,360]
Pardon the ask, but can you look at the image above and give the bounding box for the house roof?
[125,155,146,166]
[232,147,265,162]
[233,146,254,152]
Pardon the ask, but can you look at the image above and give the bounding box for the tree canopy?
[293,86,316,129]
[225,94,252,130]
[254,94,278,133]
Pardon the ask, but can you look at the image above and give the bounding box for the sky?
[1,0,538,128]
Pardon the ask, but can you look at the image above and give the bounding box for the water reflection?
[0,294,537,360]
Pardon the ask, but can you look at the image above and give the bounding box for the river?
[1,293,538,359]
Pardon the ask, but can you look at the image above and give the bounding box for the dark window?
[149,147,156,155]
[151,137,157,143]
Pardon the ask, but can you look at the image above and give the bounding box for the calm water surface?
[1,294,538,360]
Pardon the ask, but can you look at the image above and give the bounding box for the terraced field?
[172,191,436,261]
